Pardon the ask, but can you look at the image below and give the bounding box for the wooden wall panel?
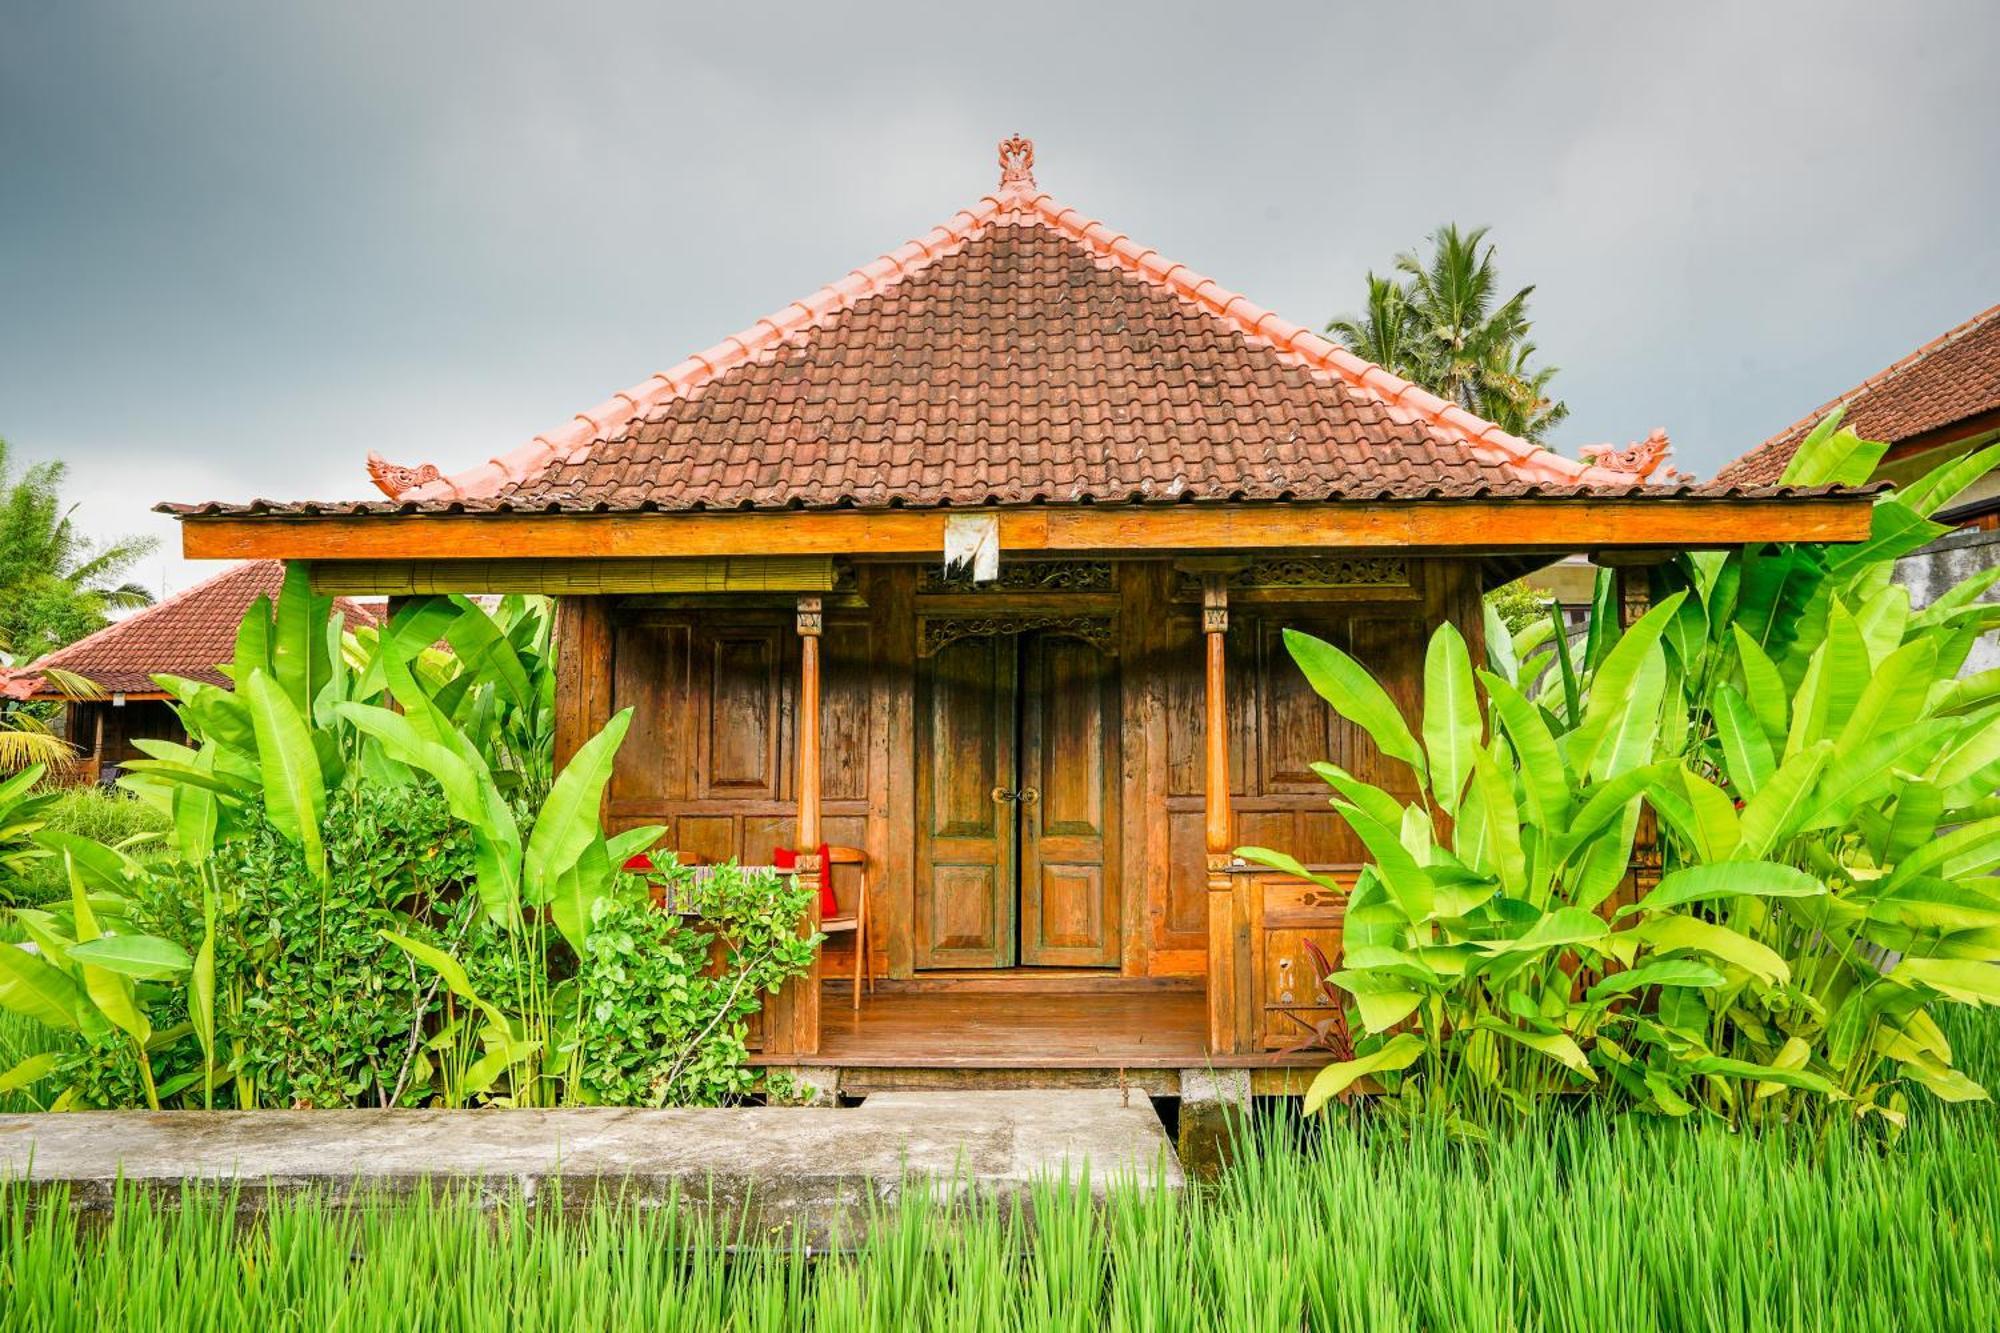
[702,629,783,798]
[610,622,692,805]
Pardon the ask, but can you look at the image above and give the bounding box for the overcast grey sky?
[4,1,1997,596]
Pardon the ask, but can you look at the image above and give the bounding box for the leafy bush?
[0,569,816,1109]
[576,864,818,1107]
[1247,412,2000,1127]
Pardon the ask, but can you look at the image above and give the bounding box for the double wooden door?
[916,630,1121,969]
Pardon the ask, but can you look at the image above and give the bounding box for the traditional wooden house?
[1,561,378,785]
[163,139,1869,1094]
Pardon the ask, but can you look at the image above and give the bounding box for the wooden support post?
[787,594,824,1056]
[1200,573,1247,1056]
[796,596,823,853]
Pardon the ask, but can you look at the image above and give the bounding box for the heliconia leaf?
[445,599,536,712]
[548,835,613,956]
[606,825,667,869]
[232,595,273,679]
[1688,1055,1834,1094]
[1936,711,2000,787]
[1888,957,2000,1005]
[1775,409,1852,485]
[525,709,633,900]
[1884,783,1944,864]
[0,1052,58,1095]
[1476,1020,1597,1081]
[1825,499,1949,579]
[1585,958,1725,1001]
[0,945,88,1030]
[1898,442,2000,519]
[1731,624,1790,745]
[271,561,332,715]
[1711,684,1774,800]
[66,934,193,980]
[1477,672,1571,826]
[243,669,327,884]
[1420,623,1480,815]
[1301,1032,1426,1115]
[379,929,478,1002]
[1570,594,1685,778]
[1735,742,1832,860]
[1234,846,1355,898]
[1624,862,1825,916]
[1802,722,1953,831]
[1836,637,1937,751]
[1633,914,1789,985]
[1887,815,2000,892]
[1308,763,1407,832]
[1549,600,1583,727]
[1283,629,1427,784]
[1475,906,1608,956]
[1678,766,1742,862]
[1866,878,2000,933]
[1329,803,1434,923]
[1469,751,1526,899]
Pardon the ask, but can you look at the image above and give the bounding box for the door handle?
[1017,786,1040,805]
[991,786,1018,804]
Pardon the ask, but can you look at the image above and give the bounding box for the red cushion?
[622,853,655,873]
[815,842,838,918]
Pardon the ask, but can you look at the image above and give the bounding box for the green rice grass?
[1,1012,1996,1330]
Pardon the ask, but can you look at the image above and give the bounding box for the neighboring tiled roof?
[0,562,379,698]
[167,138,1713,520]
[1717,303,2000,486]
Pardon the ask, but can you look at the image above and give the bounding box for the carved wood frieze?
[918,560,1116,594]
[917,613,1118,657]
[1174,556,1411,599]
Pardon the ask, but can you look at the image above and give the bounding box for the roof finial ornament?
[366,451,443,499]
[1580,428,1678,481]
[997,135,1036,191]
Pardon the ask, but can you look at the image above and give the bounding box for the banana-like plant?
[1249,413,2000,1126]
[0,838,207,1110]
[0,763,57,879]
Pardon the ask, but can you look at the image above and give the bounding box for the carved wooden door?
[1018,632,1121,966]
[915,632,1019,968]
[915,630,1121,970]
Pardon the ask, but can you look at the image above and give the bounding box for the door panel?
[1020,633,1121,966]
[915,634,1017,968]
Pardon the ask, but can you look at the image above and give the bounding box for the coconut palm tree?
[0,437,156,663]
[1326,224,1568,443]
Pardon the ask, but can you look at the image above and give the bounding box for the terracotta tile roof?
[165,138,1746,520]
[1717,303,2000,487]
[0,561,379,699]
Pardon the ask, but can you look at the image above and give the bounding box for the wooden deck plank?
[775,984,1212,1069]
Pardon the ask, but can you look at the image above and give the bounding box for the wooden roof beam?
[178,499,1873,564]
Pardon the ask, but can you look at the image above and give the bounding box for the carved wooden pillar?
[1200,573,1248,1056]
[1201,576,1233,860]
[795,595,823,854]
[781,594,824,1057]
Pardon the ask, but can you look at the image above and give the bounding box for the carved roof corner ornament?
[367,451,443,500]
[997,135,1036,192]
[1580,428,1675,481]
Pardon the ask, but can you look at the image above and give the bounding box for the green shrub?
[576,864,818,1107]
[0,569,814,1110]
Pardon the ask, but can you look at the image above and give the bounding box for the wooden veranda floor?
[786,981,1210,1069]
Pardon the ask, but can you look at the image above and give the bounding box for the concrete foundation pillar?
[1176,1068,1250,1177]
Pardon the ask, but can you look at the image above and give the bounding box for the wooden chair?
[818,845,873,1011]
